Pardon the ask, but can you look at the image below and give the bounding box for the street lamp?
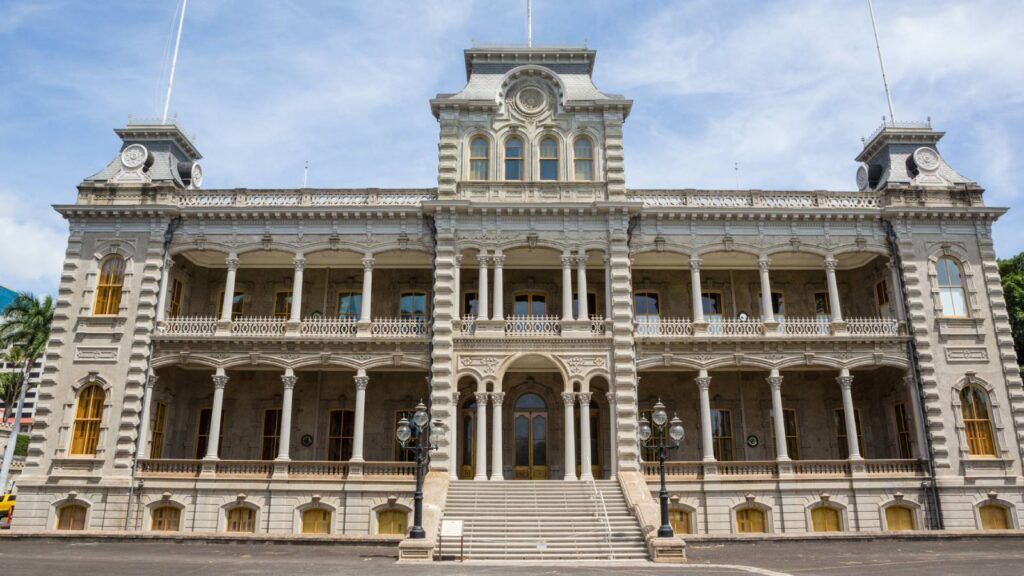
[639,399,685,538]
[395,400,443,539]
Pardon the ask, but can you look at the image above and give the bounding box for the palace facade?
[12,46,1023,558]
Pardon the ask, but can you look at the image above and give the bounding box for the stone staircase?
[437,479,649,561]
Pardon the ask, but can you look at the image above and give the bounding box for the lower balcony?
[456,314,609,338]
[156,316,431,340]
[634,316,902,339]
[642,459,928,481]
[137,459,417,480]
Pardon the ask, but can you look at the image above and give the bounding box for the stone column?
[155,258,174,323]
[696,369,715,462]
[690,257,705,324]
[759,256,776,324]
[219,254,239,322]
[277,368,297,461]
[767,368,789,461]
[137,373,158,459]
[603,254,612,319]
[491,251,505,321]
[450,390,460,480]
[838,368,862,460]
[576,251,589,320]
[351,370,368,462]
[474,392,489,480]
[561,251,574,321]
[824,256,844,323]
[289,254,305,323]
[205,368,228,460]
[454,254,463,319]
[359,254,374,323]
[563,392,577,481]
[476,252,489,321]
[606,390,617,478]
[490,392,504,481]
[578,392,593,480]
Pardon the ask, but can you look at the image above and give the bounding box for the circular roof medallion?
[856,165,869,191]
[515,86,547,115]
[120,144,149,169]
[913,147,941,172]
[190,163,204,188]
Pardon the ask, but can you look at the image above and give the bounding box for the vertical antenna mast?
[303,161,309,188]
[162,0,188,124]
[867,0,896,122]
[527,0,533,48]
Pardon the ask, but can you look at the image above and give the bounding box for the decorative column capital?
[576,250,588,267]
[145,374,159,389]
[767,376,784,391]
[578,392,592,406]
[696,376,712,391]
[561,254,574,268]
[452,390,461,404]
[293,256,307,271]
[758,257,771,272]
[354,375,369,391]
[490,392,505,406]
[455,254,464,266]
[836,375,854,390]
[824,256,838,272]
[491,254,506,267]
[474,391,490,405]
[225,256,240,271]
[212,374,229,390]
[689,257,702,271]
[362,255,375,271]
[605,391,614,403]
[281,374,298,390]
[561,392,576,406]
[477,253,490,267]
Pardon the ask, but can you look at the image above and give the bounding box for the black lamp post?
[638,399,685,538]
[395,400,443,539]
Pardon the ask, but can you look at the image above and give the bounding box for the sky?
[0,0,1021,297]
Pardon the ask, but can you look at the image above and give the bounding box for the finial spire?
[867,0,896,123]
[162,0,188,124]
[527,0,533,48]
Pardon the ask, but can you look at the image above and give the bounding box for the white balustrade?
[177,190,436,208]
[299,317,358,337]
[504,315,562,337]
[706,318,765,336]
[213,460,274,478]
[846,317,901,336]
[136,459,202,477]
[459,315,477,336]
[370,318,431,338]
[156,316,217,337]
[864,459,926,476]
[590,315,608,336]
[635,317,693,337]
[777,317,830,336]
[287,461,349,478]
[716,461,777,477]
[792,460,851,477]
[230,317,288,337]
[632,190,879,210]
[363,461,418,477]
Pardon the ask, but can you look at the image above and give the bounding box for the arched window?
[539,137,559,181]
[884,505,915,531]
[470,137,490,180]
[57,504,87,530]
[960,385,996,456]
[301,508,332,534]
[94,255,126,315]
[151,505,181,531]
[573,136,594,181]
[505,137,523,181]
[70,385,105,456]
[736,508,766,533]
[979,504,1010,530]
[936,257,968,317]
[377,509,408,535]
[810,506,841,532]
[226,507,256,533]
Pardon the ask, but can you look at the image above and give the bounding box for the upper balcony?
[630,248,906,342]
[154,247,434,343]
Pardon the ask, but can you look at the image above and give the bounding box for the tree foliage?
[999,253,1024,365]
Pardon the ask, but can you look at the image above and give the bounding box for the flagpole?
[867,0,896,122]
[527,0,532,48]
[162,0,188,124]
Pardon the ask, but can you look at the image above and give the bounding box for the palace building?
[11,45,1023,559]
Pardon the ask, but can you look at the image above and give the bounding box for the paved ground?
[0,537,1023,575]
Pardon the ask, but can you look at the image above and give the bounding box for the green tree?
[1000,253,1024,366]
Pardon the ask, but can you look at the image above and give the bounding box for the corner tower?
[431,47,632,201]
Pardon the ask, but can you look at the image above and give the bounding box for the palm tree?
[0,293,54,492]
[0,347,26,422]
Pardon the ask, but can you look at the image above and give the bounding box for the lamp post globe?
[396,417,411,444]
[413,400,430,428]
[652,399,668,427]
[638,416,652,441]
[669,415,685,444]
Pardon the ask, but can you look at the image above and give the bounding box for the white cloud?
[0,191,67,296]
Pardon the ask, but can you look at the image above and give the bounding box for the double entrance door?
[513,406,549,479]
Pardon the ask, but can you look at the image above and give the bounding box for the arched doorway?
[514,393,549,479]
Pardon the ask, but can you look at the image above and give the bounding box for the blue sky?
[1,0,1021,297]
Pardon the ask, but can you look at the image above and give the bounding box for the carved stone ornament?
[515,86,547,116]
[913,147,941,172]
[120,144,149,169]
[461,356,501,375]
[856,165,870,191]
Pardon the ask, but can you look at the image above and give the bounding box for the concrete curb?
[0,530,402,547]
[683,529,1024,545]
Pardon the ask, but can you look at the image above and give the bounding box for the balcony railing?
[634,316,902,339]
[231,317,288,337]
[635,317,694,337]
[370,318,431,338]
[505,315,562,337]
[777,317,831,336]
[155,316,430,339]
[156,316,217,337]
[136,459,417,480]
[299,317,359,337]
[590,315,609,337]
[847,317,901,336]
[707,318,766,336]
[642,459,928,480]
